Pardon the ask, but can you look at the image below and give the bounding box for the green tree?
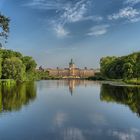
[100,56,116,78]
[2,57,26,81]
[22,56,37,72]
[123,62,134,79]
[22,56,37,80]
[0,13,10,40]
[0,49,22,59]
[100,52,140,80]
[0,56,2,79]
[135,53,140,79]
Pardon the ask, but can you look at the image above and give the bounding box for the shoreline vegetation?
[0,48,38,82]
[1,48,140,86]
[89,51,140,85]
[0,48,55,83]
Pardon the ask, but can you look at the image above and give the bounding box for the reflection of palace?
[44,59,98,78]
[37,80,100,95]
[68,80,77,95]
[67,80,100,95]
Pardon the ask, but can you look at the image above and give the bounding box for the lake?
[0,80,140,140]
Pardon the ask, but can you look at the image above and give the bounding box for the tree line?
[0,49,38,81]
[100,52,140,80]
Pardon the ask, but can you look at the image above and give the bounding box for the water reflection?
[0,82,36,112]
[67,80,99,95]
[37,80,100,96]
[100,84,140,117]
[0,80,140,140]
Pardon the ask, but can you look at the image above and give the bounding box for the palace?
[44,59,97,79]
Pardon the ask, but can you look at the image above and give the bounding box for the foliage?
[87,73,105,80]
[35,70,51,80]
[0,13,10,40]
[1,49,22,59]
[22,56,37,72]
[0,48,37,82]
[0,57,2,78]
[2,57,26,81]
[100,52,140,81]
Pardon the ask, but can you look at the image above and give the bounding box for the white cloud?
[23,0,104,37]
[52,0,92,37]
[24,0,102,22]
[61,0,89,23]
[23,0,64,10]
[125,0,140,5]
[87,25,109,36]
[54,24,69,37]
[108,7,140,22]
[80,16,103,22]
[24,0,90,23]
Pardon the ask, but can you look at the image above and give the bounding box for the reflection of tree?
[0,82,36,112]
[100,84,140,116]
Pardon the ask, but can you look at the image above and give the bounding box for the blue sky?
[0,0,140,68]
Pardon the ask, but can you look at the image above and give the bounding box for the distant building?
[46,59,96,78]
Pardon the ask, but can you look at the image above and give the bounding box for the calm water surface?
[0,80,140,140]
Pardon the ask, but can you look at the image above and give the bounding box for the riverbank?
[2,77,140,87]
[87,75,140,86]
[123,79,140,85]
[103,79,140,86]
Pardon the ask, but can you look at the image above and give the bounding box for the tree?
[2,57,26,81]
[0,49,22,59]
[100,52,140,80]
[0,57,2,79]
[123,62,133,79]
[0,13,10,40]
[22,56,37,72]
[100,56,116,78]
[135,54,140,79]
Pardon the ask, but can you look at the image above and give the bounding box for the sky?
[0,0,140,68]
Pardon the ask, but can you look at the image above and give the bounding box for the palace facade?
[44,59,97,78]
